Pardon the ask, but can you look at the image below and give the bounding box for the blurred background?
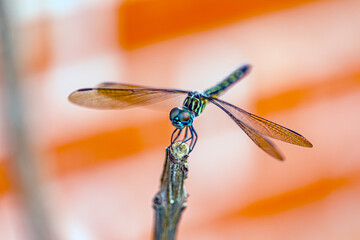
[0,0,360,239]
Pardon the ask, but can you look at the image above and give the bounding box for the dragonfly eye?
[170,108,193,129]
[179,110,191,122]
[169,107,180,121]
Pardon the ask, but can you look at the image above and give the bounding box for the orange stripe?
[51,127,143,176]
[255,73,360,115]
[50,119,171,177]
[118,0,317,49]
[237,178,349,217]
[0,160,12,195]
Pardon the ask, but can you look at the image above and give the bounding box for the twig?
[153,142,190,240]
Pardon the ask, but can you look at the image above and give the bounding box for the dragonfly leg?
[171,128,183,144]
[183,126,193,143]
[171,126,197,152]
[182,127,189,141]
[189,125,198,152]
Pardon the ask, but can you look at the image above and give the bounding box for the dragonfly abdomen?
[204,64,251,98]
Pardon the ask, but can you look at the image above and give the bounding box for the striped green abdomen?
[204,64,250,98]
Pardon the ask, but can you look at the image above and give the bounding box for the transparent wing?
[209,97,313,148]
[68,83,189,110]
[208,98,284,160]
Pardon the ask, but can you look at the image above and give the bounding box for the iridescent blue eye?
[169,107,180,120]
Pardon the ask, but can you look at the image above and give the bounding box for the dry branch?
[153,142,190,240]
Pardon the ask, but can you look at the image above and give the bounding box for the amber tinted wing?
[209,98,313,148]
[208,98,284,160]
[68,83,189,110]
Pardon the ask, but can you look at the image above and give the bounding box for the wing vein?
[208,98,312,148]
[68,84,189,110]
[208,98,284,160]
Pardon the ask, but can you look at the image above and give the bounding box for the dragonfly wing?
[209,98,312,148]
[69,86,189,110]
[208,98,284,160]
[238,121,284,160]
[96,82,150,89]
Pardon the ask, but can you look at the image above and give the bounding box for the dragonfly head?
[169,107,194,129]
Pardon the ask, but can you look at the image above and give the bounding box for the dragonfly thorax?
[169,107,194,129]
[183,91,207,117]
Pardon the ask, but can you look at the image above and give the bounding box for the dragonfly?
[68,64,312,160]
